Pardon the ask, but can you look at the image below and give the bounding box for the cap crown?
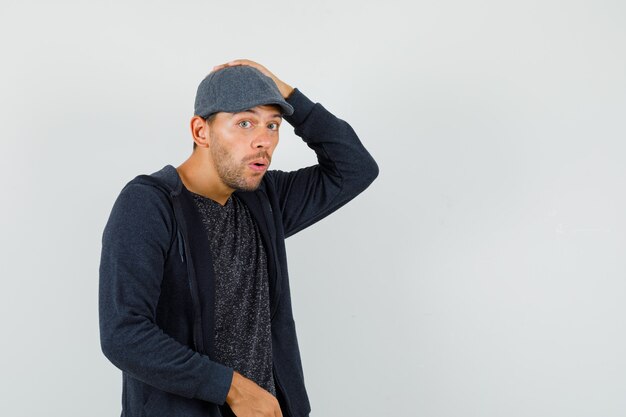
[194,66,294,118]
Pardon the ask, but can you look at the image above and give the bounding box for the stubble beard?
[210,131,267,192]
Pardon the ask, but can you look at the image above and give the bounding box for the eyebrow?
[232,108,283,119]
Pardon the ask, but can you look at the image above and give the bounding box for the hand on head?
[212,59,294,100]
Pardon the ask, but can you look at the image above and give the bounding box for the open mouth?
[248,162,268,172]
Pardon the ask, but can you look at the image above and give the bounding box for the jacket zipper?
[260,194,282,322]
[172,197,205,355]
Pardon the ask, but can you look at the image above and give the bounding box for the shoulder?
[116,165,178,210]
[106,177,176,234]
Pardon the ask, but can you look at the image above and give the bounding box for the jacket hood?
[129,165,184,198]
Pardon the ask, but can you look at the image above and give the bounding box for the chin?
[235,180,263,192]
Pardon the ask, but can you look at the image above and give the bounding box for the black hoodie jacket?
[99,88,379,417]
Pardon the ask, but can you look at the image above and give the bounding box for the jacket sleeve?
[98,182,234,405]
[265,88,379,238]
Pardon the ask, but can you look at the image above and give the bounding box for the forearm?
[99,312,233,404]
[285,88,378,189]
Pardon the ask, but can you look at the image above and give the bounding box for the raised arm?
[266,88,379,237]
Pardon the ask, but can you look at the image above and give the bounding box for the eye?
[268,122,280,130]
[238,120,252,128]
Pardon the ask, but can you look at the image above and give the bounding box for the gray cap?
[194,65,294,118]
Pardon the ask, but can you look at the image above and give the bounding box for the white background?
[1,0,625,416]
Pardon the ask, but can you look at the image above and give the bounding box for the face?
[207,104,282,192]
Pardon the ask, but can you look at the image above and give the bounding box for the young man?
[99,59,378,417]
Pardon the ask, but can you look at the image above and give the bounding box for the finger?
[212,59,243,70]
[212,60,271,78]
[227,59,266,72]
[211,62,242,72]
[212,63,229,71]
[228,58,254,65]
[220,59,246,67]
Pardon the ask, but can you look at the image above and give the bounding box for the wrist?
[226,371,241,405]
[281,84,294,100]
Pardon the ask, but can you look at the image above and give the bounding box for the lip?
[248,158,269,172]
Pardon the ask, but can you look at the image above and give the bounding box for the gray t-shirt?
[191,191,276,396]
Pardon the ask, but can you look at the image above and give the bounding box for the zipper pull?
[177,229,185,263]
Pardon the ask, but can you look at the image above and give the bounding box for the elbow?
[99,308,123,366]
[99,318,132,369]
[359,154,379,190]
[100,333,122,367]
[345,155,378,196]
[366,156,379,184]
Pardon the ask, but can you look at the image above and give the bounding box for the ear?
[190,115,211,149]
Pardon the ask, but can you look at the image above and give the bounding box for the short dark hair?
[193,113,218,151]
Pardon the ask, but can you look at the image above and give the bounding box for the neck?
[176,150,233,206]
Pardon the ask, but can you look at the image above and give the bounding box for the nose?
[251,129,275,149]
